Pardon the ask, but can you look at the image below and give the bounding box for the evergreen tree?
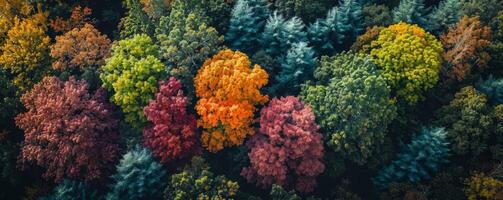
[392,0,428,27]
[373,127,450,191]
[336,0,363,46]
[260,12,307,58]
[268,42,316,96]
[426,0,461,34]
[119,0,154,39]
[226,0,270,54]
[106,146,167,200]
[42,180,98,200]
[477,75,503,105]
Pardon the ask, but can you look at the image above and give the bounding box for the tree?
[0,0,32,46]
[361,4,392,28]
[50,23,111,86]
[300,52,396,165]
[143,77,200,165]
[461,0,503,26]
[119,0,154,39]
[16,76,121,183]
[242,96,325,193]
[163,156,239,200]
[426,0,461,34]
[0,11,50,93]
[50,6,93,33]
[392,0,428,27]
[41,180,98,200]
[100,34,167,128]
[106,146,167,200]
[260,12,307,58]
[465,172,503,200]
[306,0,363,54]
[440,16,492,81]
[139,0,171,20]
[269,185,301,200]
[270,0,335,23]
[226,0,270,54]
[350,26,383,52]
[194,49,269,152]
[368,22,443,104]
[268,42,316,96]
[156,13,223,102]
[373,127,450,191]
[477,75,503,105]
[0,69,18,130]
[436,86,493,158]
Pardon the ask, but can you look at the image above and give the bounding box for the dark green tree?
[260,12,307,58]
[373,127,450,191]
[119,0,155,39]
[42,180,99,200]
[106,146,167,200]
[477,75,503,105]
[426,0,461,34]
[392,0,428,27]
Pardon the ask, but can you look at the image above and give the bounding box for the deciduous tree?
[16,76,121,183]
[242,96,325,193]
[143,77,200,165]
[194,49,269,152]
[440,16,492,81]
[100,34,167,128]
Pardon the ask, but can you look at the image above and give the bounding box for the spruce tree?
[427,0,461,34]
[268,42,316,96]
[42,180,98,200]
[392,0,429,27]
[119,0,154,39]
[226,0,270,54]
[260,12,307,58]
[477,75,503,105]
[373,127,450,191]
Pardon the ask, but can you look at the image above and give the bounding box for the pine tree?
[392,0,429,27]
[42,180,98,200]
[373,127,450,191]
[336,0,363,46]
[226,0,270,54]
[106,146,167,200]
[426,0,461,34]
[268,42,316,96]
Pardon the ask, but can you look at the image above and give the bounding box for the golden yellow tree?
[194,49,269,152]
[0,10,50,92]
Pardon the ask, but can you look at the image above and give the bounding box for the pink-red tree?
[16,76,121,183]
[143,77,200,165]
[241,96,325,193]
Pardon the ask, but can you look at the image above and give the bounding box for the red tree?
[16,76,121,183]
[241,96,325,193]
[143,77,200,165]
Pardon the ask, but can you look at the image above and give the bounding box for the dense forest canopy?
[0,0,502,199]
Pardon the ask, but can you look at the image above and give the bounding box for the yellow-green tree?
[367,22,443,104]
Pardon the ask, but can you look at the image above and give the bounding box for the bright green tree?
[100,34,167,128]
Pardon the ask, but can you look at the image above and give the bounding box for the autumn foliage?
[143,77,200,164]
[50,6,93,33]
[50,23,111,71]
[241,96,324,193]
[16,76,121,182]
[440,16,492,81]
[194,49,269,152]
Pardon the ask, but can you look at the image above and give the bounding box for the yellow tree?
[0,10,50,92]
[194,49,268,152]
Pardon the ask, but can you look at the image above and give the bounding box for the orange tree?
[194,49,268,152]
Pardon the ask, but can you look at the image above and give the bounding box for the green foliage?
[373,127,450,191]
[300,52,396,165]
[307,0,363,54]
[268,42,315,96]
[260,12,307,58]
[100,34,167,128]
[477,75,503,105]
[436,86,493,158]
[392,0,428,27]
[0,69,18,128]
[163,156,239,200]
[361,4,392,28]
[426,0,461,34]
[272,0,335,23]
[226,0,270,54]
[269,185,301,200]
[0,139,20,186]
[106,146,167,200]
[461,0,503,26]
[119,0,155,39]
[157,12,223,102]
[42,180,99,200]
